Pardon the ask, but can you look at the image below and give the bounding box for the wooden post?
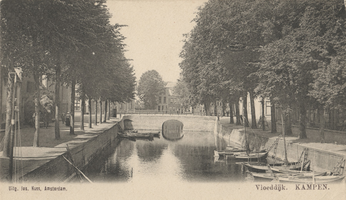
[8,73,17,182]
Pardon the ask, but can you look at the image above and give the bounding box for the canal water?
[82,129,247,183]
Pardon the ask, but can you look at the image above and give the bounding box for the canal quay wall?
[216,121,346,174]
[21,120,122,182]
[20,115,217,182]
[129,114,216,132]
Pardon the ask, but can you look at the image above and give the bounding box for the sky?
[106,0,208,83]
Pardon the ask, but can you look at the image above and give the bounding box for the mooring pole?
[8,73,17,182]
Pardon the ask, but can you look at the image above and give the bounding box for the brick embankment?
[218,117,346,175]
[0,117,121,182]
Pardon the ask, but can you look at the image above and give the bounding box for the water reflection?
[84,131,246,183]
[162,119,184,141]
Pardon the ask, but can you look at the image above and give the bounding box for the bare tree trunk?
[33,71,41,146]
[281,112,289,165]
[250,91,256,129]
[100,100,102,124]
[70,80,75,135]
[261,98,265,131]
[214,101,217,117]
[89,98,92,128]
[222,100,226,117]
[271,101,277,133]
[242,94,249,127]
[104,100,107,122]
[319,106,325,143]
[284,111,292,136]
[0,66,2,136]
[203,102,209,116]
[54,64,61,140]
[9,74,17,181]
[108,101,111,120]
[95,100,97,125]
[229,103,234,124]
[299,102,307,139]
[235,98,241,125]
[0,14,2,138]
[3,72,14,156]
[80,93,85,130]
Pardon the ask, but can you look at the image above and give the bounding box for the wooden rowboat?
[249,171,329,182]
[277,174,345,183]
[214,148,247,157]
[233,151,268,161]
[241,161,301,173]
[214,149,268,161]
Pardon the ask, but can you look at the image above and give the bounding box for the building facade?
[0,72,70,128]
[157,82,181,114]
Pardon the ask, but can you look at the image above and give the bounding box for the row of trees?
[0,0,136,155]
[180,0,346,140]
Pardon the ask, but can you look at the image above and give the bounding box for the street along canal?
[81,129,247,183]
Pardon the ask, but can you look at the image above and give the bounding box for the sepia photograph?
[0,0,346,199]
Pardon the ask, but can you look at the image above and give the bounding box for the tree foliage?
[137,70,165,109]
[180,0,346,139]
[173,79,191,110]
[1,0,136,147]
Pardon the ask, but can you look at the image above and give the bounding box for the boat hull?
[242,162,300,173]
[250,172,343,184]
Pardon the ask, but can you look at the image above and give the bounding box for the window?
[164,97,166,104]
[158,106,160,111]
[159,97,162,104]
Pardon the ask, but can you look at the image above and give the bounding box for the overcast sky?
[106,0,207,83]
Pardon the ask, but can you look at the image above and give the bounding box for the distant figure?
[65,112,71,126]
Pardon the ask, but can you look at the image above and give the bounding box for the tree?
[1,0,51,147]
[180,0,268,120]
[173,79,191,112]
[1,0,135,143]
[256,0,346,139]
[137,70,165,110]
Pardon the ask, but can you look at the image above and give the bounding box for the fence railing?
[117,110,195,115]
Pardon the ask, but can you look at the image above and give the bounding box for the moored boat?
[214,148,247,157]
[270,162,310,173]
[233,150,268,161]
[241,161,301,173]
[249,158,345,184]
[249,171,330,182]
[277,174,345,184]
